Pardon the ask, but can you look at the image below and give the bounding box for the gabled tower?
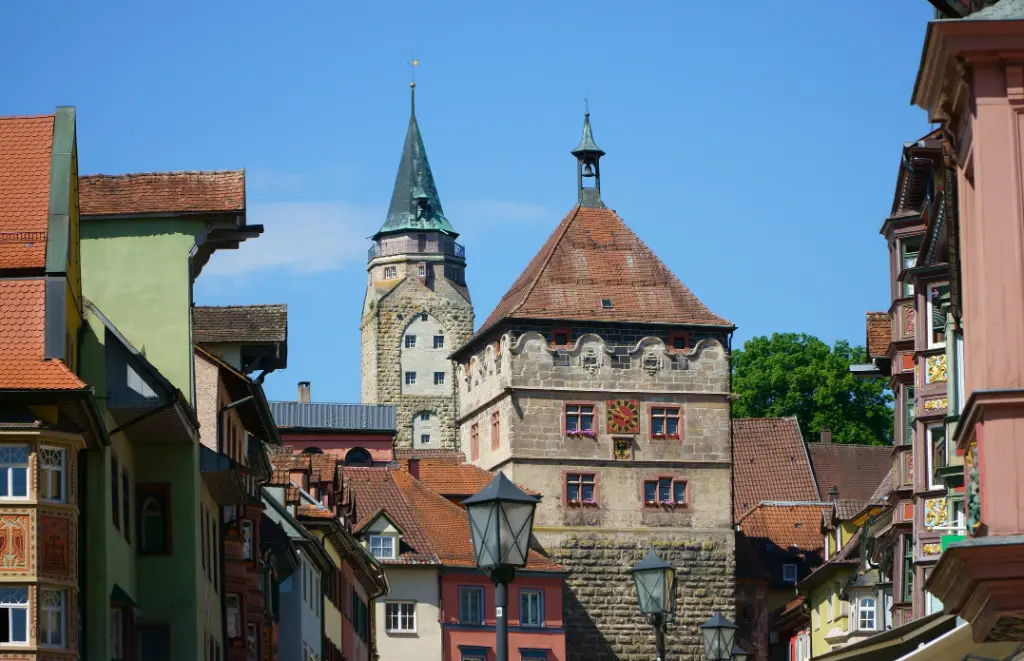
[361,83,474,449]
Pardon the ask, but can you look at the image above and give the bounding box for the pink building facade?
[440,571,566,661]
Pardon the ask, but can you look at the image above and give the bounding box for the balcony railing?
[368,237,465,261]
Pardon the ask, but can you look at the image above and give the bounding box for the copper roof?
[194,304,287,344]
[0,279,85,390]
[471,204,731,343]
[79,170,245,216]
[732,417,820,521]
[807,443,892,502]
[0,115,53,270]
[866,312,890,359]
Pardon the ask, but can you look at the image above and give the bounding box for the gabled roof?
[193,304,287,344]
[393,449,539,498]
[737,503,830,552]
[807,443,892,502]
[345,467,437,565]
[732,417,820,521]
[79,170,245,216]
[0,114,53,270]
[866,312,890,359]
[0,280,85,390]
[463,204,732,352]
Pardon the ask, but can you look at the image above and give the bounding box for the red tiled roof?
[268,453,338,484]
[472,205,731,342]
[0,279,85,390]
[732,418,820,520]
[870,467,894,502]
[737,504,829,552]
[0,115,53,270]
[807,443,892,502]
[345,467,437,564]
[866,312,890,359]
[79,170,245,216]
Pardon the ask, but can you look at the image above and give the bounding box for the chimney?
[407,456,420,480]
[828,485,839,502]
[820,428,832,444]
[298,381,311,403]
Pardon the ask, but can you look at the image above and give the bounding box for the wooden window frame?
[137,483,173,556]
[549,327,573,348]
[470,423,480,461]
[668,332,691,353]
[562,471,599,509]
[563,402,597,437]
[458,586,485,625]
[641,475,688,508]
[647,404,682,440]
[491,410,501,451]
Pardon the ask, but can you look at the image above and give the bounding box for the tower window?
[420,412,430,422]
[418,264,426,277]
[420,312,428,321]
[405,335,417,348]
[601,299,613,309]
[420,434,431,445]
[383,266,397,279]
[433,335,445,349]
[405,372,417,385]
[434,372,445,386]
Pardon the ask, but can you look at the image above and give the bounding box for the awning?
[815,614,957,661]
[893,622,1021,661]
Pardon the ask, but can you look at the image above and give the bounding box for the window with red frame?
[565,405,595,435]
[650,407,681,439]
[566,473,597,505]
[470,423,480,460]
[668,332,691,352]
[491,411,500,449]
[550,327,572,347]
[643,478,686,506]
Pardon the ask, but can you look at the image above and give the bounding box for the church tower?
[361,83,474,449]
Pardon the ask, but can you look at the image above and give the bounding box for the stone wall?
[542,530,736,661]
[361,262,473,448]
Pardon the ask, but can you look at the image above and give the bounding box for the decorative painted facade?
[451,114,735,661]
[360,87,474,449]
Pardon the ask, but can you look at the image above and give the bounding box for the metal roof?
[269,402,396,432]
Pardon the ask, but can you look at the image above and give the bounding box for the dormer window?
[601,299,613,310]
[369,535,395,560]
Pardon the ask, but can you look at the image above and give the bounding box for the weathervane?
[410,55,419,113]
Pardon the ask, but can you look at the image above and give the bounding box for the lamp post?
[463,473,541,661]
[731,643,749,661]
[699,612,739,661]
[630,548,677,661]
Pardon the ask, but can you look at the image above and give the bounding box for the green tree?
[732,333,893,445]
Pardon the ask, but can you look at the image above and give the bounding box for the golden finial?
[409,56,419,113]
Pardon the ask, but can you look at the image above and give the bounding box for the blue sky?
[3,1,935,403]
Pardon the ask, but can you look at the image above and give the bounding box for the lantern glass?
[630,549,677,617]
[497,499,535,567]
[464,472,540,571]
[732,643,749,661]
[700,613,738,661]
[466,500,499,568]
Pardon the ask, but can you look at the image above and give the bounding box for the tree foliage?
[732,333,893,445]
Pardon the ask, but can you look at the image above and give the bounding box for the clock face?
[606,399,640,434]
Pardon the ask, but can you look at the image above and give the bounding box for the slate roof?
[732,417,820,521]
[737,503,830,552]
[866,312,890,359]
[0,115,53,270]
[194,304,287,344]
[79,170,245,216]
[466,204,731,349]
[270,402,396,432]
[807,443,892,502]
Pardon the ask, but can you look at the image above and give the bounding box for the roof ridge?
[195,303,287,310]
[507,205,583,320]
[80,169,245,179]
[0,114,55,121]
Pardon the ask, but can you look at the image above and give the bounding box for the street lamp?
[699,612,738,661]
[630,549,677,661]
[731,643,749,661]
[463,472,541,661]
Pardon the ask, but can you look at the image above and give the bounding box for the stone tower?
[361,85,474,449]
[451,113,736,661]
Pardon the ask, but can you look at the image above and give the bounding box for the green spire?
[374,86,457,240]
[571,112,605,159]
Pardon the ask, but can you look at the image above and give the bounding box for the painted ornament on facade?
[926,354,947,384]
[40,515,70,576]
[0,515,29,571]
[966,439,981,535]
[606,400,640,434]
[904,304,915,336]
[924,498,948,530]
[923,398,947,412]
[613,438,633,461]
[922,543,942,556]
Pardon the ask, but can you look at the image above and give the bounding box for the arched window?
[345,448,372,466]
[140,494,167,554]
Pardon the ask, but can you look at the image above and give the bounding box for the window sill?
[385,631,418,636]
[643,503,688,509]
[566,502,599,508]
[649,434,681,441]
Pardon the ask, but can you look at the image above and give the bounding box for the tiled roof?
[834,499,871,522]
[870,467,895,502]
[270,402,396,432]
[808,443,892,502]
[866,312,890,359]
[737,504,829,552]
[79,170,245,216]
[0,279,85,390]
[268,453,339,484]
[472,204,731,342]
[345,467,437,564]
[0,115,53,271]
[194,304,287,343]
[397,456,500,497]
[732,417,820,521]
